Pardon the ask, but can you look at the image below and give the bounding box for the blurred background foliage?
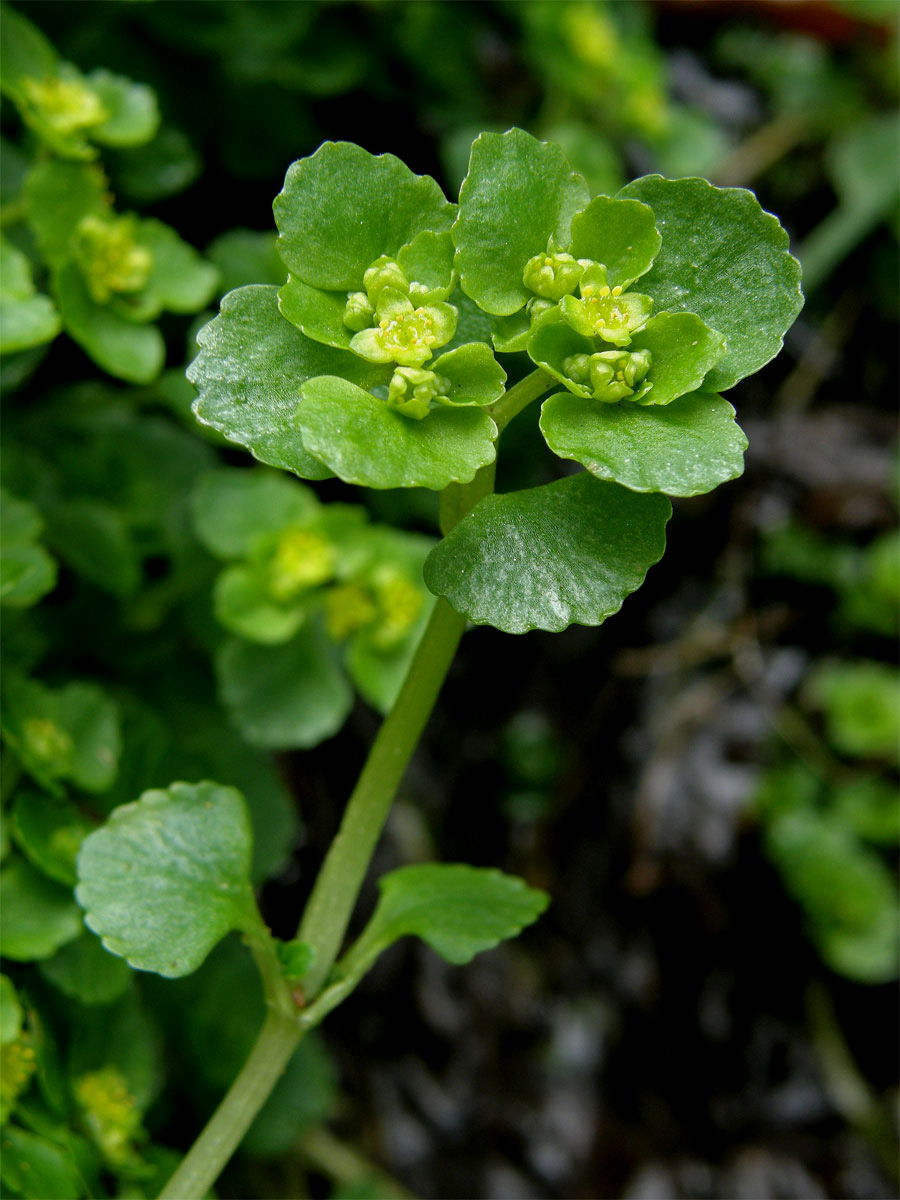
[0,1,897,1198]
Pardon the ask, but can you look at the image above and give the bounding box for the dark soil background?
[11,2,899,1197]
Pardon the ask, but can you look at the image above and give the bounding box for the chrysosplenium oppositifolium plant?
[75,130,803,1198]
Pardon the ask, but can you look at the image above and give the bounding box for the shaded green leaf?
[297,376,497,490]
[0,236,60,354]
[540,390,747,497]
[617,174,803,391]
[830,778,899,847]
[0,858,83,962]
[191,467,319,560]
[43,497,141,596]
[76,781,261,978]
[216,626,353,750]
[38,930,132,1006]
[344,863,549,970]
[87,69,159,147]
[189,285,388,479]
[206,228,286,293]
[12,788,93,886]
[0,1124,85,1200]
[214,563,307,644]
[765,810,899,984]
[117,218,218,320]
[424,473,670,633]
[1,675,121,796]
[0,975,22,1045]
[0,488,56,608]
[808,661,900,764]
[54,263,165,384]
[25,160,108,268]
[453,128,589,316]
[0,7,58,94]
[274,141,455,290]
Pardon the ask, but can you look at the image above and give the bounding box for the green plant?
[23,127,806,1198]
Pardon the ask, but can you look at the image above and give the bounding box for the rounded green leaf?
[540,391,747,497]
[296,376,498,490]
[628,312,726,406]
[25,159,109,268]
[38,930,132,1006]
[432,341,507,405]
[617,175,803,391]
[75,780,260,978]
[0,488,57,607]
[424,473,671,634]
[346,863,550,969]
[216,627,353,750]
[54,263,165,384]
[0,235,60,354]
[120,218,218,319]
[278,274,353,350]
[397,229,456,301]
[87,69,159,148]
[274,141,455,290]
[189,285,388,480]
[0,858,83,962]
[214,564,306,644]
[567,195,661,287]
[453,128,590,316]
[12,789,93,886]
[191,467,319,560]
[1,1126,85,1200]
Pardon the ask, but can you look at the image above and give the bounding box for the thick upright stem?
[158,1011,300,1200]
[297,597,466,996]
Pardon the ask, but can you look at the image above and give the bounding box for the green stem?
[155,366,556,1200]
[157,1010,301,1200]
[296,596,466,997]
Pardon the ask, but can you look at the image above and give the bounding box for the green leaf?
[276,939,316,981]
[189,285,388,480]
[38,930,132,1006]
[110,125,201,206]
[491,308,532,354]
[567,195,661,287]
[42,497,141,596]
[0,975,22,1045]
[274,141,456,290]
[343,863,549,971]
[54,263,165,384]
[0,236,60,354]
[830,778,899,846]
[432,341,507,406]
[808,661,900,764]
[25,160,108,268]
[0,7,58,95]
[617,175,803,391]
[0,858,83,962]
[765,810,899,984]
[214,564,307,644]
[278,274,353,350]
[1,675,121,796]
[540,391,747,497]
[12,788,93,886]
[0,488,56,608]
[206,228,286,293]
[87,69,159,147]
[453,128,590,316]
[398,229,456,301]
[75,781,261,978]
[0,1125,85,1200]
[628,312,727,406]
[297,377,497,490]
[216,626,353,750]
[116,218,218,320]
[191,467,319,560]
[424,473,670,633]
